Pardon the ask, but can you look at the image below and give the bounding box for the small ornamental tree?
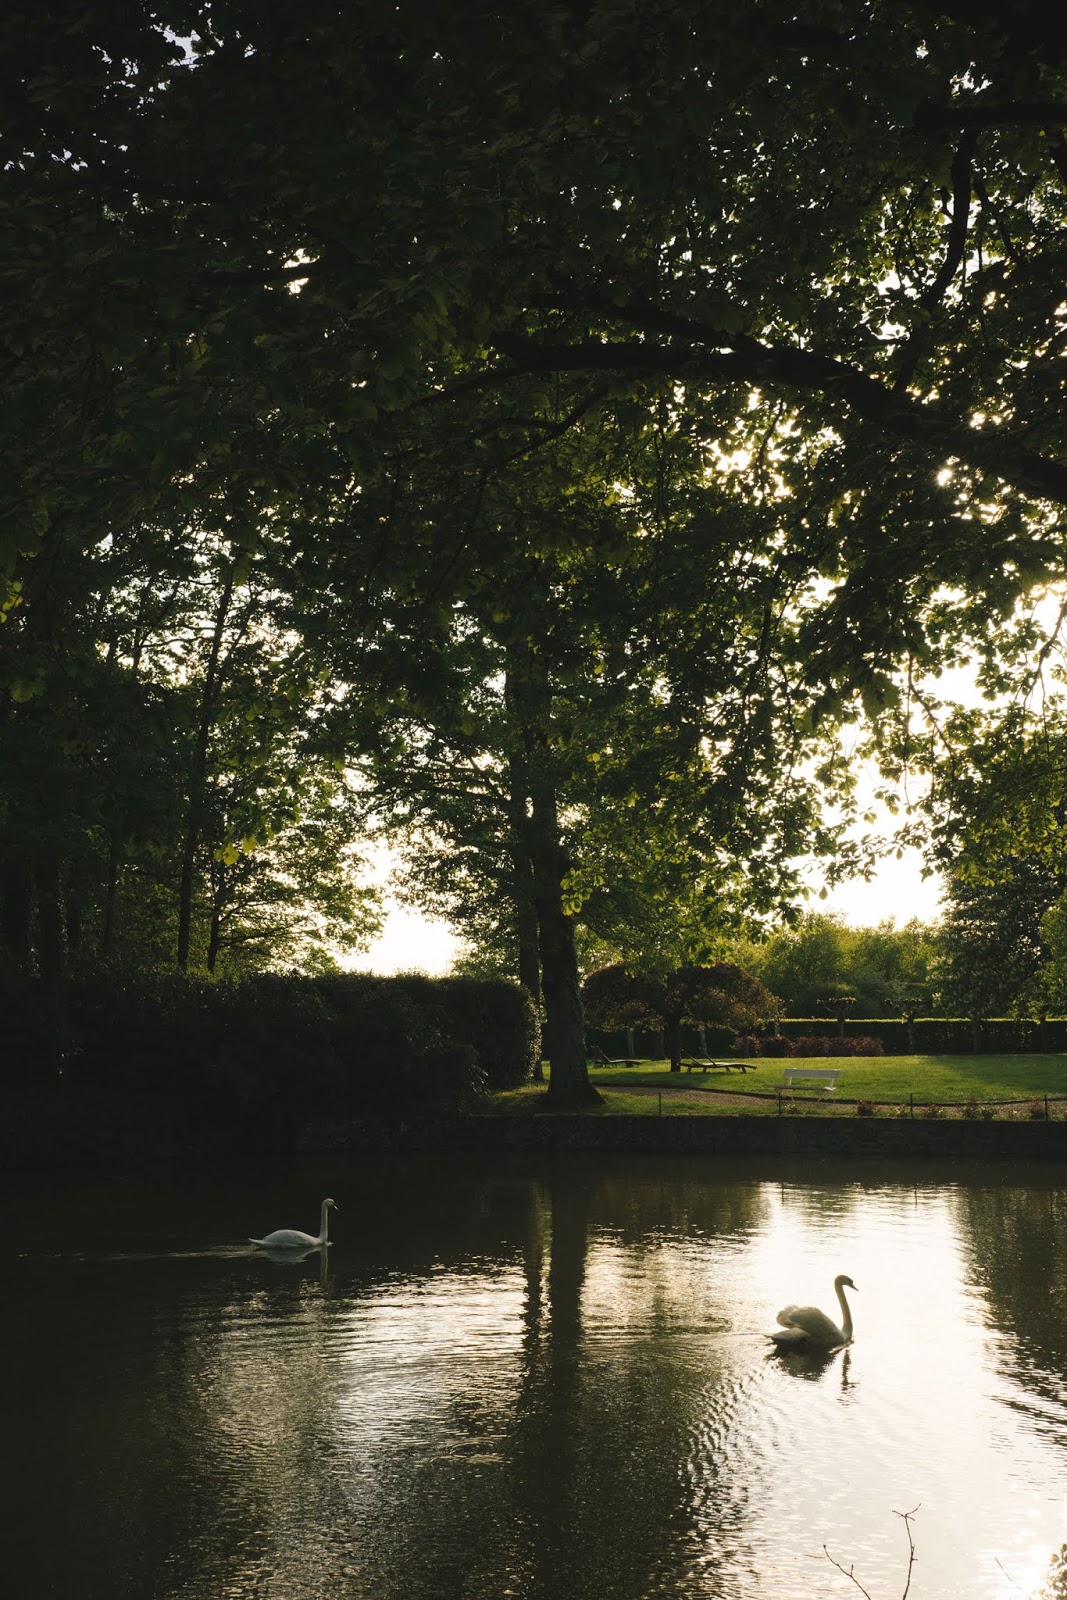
[820,990,858,1038]
[581,962,776,1072]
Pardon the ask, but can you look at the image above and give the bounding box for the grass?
[490,1054,1067,1117]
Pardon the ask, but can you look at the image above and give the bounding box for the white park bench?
[782,1066,842,1094]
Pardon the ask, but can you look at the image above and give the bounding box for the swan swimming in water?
[249,1198,337,1250]
[769,1274,857,1348]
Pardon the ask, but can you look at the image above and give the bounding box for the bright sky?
[356,844,944,976]
[354,637,991,977]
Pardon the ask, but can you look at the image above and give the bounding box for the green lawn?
[491,1054,1067,1116]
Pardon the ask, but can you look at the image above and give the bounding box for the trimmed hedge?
[587,1015,1067,1056]
[773,1017,1067,1053]
[4,967,540,1167]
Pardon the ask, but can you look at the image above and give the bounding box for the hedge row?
[773,1017,1067,1053]
[587,1018,1067,1056]
[733,1034,885,1057]
[3,968,540,1163]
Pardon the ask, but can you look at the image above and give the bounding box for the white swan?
[769,1274,857,1348]
[249,1198,337,1250]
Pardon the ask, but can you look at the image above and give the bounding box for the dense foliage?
[2,970,537,1169]
[7,2,1067,1104]
[737,912,941,1018]
[582,960,776,1071]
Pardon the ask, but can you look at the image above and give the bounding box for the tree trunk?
[35,846,66,1071]
[508,754,544,1080]
[505,647,599,1108]
[0,856,33,975]
[666,1016,682,1072]
[532,814,595,1106]
[100,834,122,954]
[65,867,83,958]
[177,565,235,969]
[35,847,64,991]
[206,863,226,973]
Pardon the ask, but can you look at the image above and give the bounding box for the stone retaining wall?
[311,1113,1067,1159]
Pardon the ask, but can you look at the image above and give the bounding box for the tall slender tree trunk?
[65,865,83,958]
[35,846,66,1070]
[0,856,33,975]
[100,834,122,953]
[177,566,235,970]
[506,647,599,1108]
[35,847,64,991]
[206,862,227,973]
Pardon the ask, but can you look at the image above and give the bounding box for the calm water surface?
[5,1154,1067,1600]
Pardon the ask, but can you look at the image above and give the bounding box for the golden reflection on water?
[6,1159,1067,1600]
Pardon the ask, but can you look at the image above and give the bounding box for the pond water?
[5,1154,1067,1600]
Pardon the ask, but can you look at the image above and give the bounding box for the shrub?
[756,1036,794,1057]
[385,974,540,1089]
[855,1100,877,1117]
[923,1102,945,1119]
[827,1035,884,1056]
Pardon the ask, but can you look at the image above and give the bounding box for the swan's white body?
[770,1274,857,1348]
[250,1197,337,1250]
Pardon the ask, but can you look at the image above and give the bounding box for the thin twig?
[994,1555,1023,1592]
[822,1545,874,1600]
[823,1505,920,1599]
[894,1504,921,1600]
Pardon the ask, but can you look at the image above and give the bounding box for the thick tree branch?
[490,328,1067,507]
[921,131,979,309]
[892,129,978,390]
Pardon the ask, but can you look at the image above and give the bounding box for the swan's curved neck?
[836,1281,853,1340]
[318,1202,331,1245]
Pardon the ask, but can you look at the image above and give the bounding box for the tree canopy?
[7,1,1067,1102]
[581,960,776,1071]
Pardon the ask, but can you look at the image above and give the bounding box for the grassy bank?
[492,1054,1067,1116]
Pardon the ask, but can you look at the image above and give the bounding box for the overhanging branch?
[489,328,1067,507]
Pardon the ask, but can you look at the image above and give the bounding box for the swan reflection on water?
[769,1343,852,1387]
[255,1243,327,1267]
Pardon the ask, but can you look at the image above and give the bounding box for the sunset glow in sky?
[358,845,944,976]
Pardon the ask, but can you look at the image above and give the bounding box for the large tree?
[291,401,856,1104]
[8,1,1067,1093]
[921,703,1067,1022]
